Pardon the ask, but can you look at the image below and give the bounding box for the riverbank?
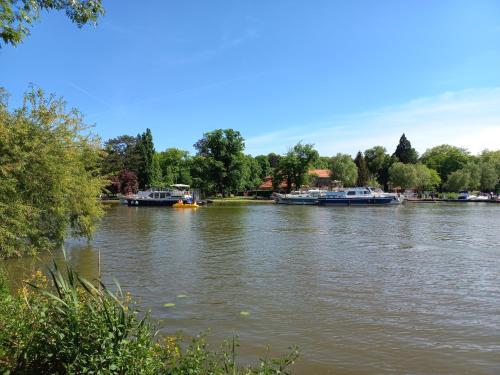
[207,197,275,205]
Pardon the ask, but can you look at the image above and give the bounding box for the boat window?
[160,193,166,199]
[364,190,370,195]
[347,191,356,196]
[148,193,154,198]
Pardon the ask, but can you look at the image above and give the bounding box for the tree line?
[102,129,500,196]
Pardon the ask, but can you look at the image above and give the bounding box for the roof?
[308,169,331,178]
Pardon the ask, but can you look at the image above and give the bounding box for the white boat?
[457,191,477,200]
[126,184,194,206]
[318,187,403,206]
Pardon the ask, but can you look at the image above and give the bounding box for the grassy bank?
[0,261,298,374]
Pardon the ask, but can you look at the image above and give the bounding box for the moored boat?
[274,189,325,205]
[318,187,402,206]
[126,184,193,206]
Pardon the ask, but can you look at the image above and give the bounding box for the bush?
[0,263,298,374]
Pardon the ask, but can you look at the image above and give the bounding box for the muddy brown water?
[5,203,500,374]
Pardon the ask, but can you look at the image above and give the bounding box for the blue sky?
[1,0,500,156]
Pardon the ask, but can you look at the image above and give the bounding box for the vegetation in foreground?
[0,262,299,374]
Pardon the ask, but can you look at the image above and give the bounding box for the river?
[5,203,500,374]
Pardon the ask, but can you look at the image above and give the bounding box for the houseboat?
[318,187,402,206]
[126,184,194,206]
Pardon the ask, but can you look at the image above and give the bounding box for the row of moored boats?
[274,187,403,205]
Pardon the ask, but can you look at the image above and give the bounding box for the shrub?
[0,264,298,374]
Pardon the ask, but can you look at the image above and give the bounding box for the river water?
[5,203,500,374]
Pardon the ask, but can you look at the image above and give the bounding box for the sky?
[1,0,500,156]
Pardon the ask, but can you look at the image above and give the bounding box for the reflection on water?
[5,203,500,374]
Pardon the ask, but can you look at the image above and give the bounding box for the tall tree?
[136,129,155,189]
[330,153,358,187]
[354,151,369,186]
[1,0,104,46]
[393,133,418,164]
[194,129,245,196]
[273,143,318,192]
[267,152,282,169]
[101,135,140,176]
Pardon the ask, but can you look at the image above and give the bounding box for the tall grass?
[0,261,298,374]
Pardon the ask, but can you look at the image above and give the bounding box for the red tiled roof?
[308,169,331,178]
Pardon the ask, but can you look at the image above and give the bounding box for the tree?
[479,162,499,192]
[393,133,418,164]
[136,129,155,189]
[255,155,271,179]
[420,145,470,184]
[273,143,318,192]
[158,148,192,186]
[151,153,163,187]
[1,0,104,46]
[445,169,471,192]
[101,135,141,176]
[413,164,441,193]
[330,153,358,187]
[312,156,331,169]
[354,151,369,186]
[194,129,245,196]
[388,162,416,189]
[267,152,281,169]
[0,87,104,258]
[364,146,388,177]
[240,155,262,191]
[118,170,138,195]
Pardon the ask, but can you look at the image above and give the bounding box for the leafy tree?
[189,155,214,193]
[420,144,470,184]
[159,148,192,186]
[194,129,245,196]
[393,133,418,164]
[273,143,318,192]
[354,151,369,186]
[118,170,138,195]
[136,129,155,189]
[151,152,163,187]
[255,155,271,179]
[479,162,498,192]
[445,169,471,192]
[267,152,282,169]
[1,0,104,46]
[330,153,358,187]
[101,135,140,176]
[240,155,262,191]
[364,146,388,177]
[413,164,441,193]
[0,87,104,258]
[312,156,331,169]
[388,162,416,189]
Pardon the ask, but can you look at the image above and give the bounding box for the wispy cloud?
[246,88,500,156]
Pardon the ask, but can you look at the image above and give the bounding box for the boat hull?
[318,197,396,206]
[276,197,318,205]
[126,199,187,207]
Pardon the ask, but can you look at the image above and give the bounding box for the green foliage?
[388,162,416,189]
[267,153,281,169]
[420,144,471,183]
[136,129,155,189]
[354,151,369,186]
[194,129,246,196]
[329,153,358,187]
[393,133,418,164]
[413,163,441,192]
[273,143,319,192]
[240,155,262,191]
[255,155,271,179]
[311,156,331,169]
[0,264,299,374]
[0,0,104,46]
[101,135,141,176]
[445,169,472,192]
[0,87,104,258]
[158,148,193,186]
